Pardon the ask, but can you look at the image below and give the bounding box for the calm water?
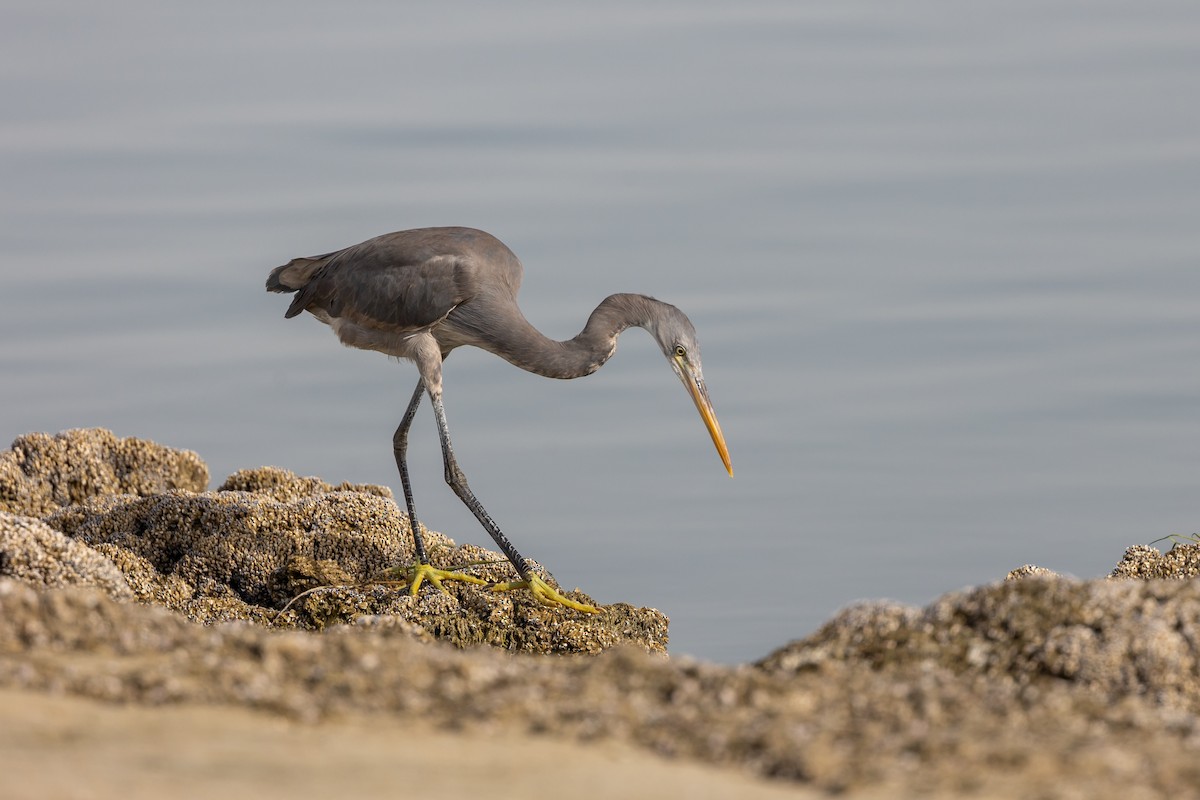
[3,2,1199,662]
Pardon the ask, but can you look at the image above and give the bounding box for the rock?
[758,576,1200,709]
[218,466,393,503]
[5,428,1200,796]
[1005,563,1060,580]
[1110,542,1200,580]
[32,462,666,654]
[45,489,418,609]
[0,512,132,600]
[0,429,208,517]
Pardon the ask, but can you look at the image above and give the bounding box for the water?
[2,1,1199,663]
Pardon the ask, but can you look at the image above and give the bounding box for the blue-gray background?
[3,2,1198,663]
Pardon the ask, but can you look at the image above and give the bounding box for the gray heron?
[267,226,731,612]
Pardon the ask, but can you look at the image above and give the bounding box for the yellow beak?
[674,356,733,477]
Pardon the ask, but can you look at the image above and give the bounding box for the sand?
[0,689,813,800]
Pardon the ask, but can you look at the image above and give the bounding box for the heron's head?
[646,303,733,477]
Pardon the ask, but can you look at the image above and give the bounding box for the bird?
[267,226,732,612]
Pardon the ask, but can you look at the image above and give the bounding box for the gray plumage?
[267,226,731,608]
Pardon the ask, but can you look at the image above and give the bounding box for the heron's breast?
[331,317,426,360]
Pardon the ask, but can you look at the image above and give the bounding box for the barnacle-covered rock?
[0,511,132,599]
[0,428,208,517]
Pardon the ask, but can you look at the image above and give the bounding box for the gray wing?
[278,229,481,332]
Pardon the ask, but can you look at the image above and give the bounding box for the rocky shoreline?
[2,428,1199,798]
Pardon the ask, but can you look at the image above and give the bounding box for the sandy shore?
[0,689,816,800]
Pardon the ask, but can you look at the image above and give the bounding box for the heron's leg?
[393,380,430,563]
[391,380,486,596]
[429,392,598,613]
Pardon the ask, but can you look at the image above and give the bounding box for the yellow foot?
[389,563,488,596]
[491,572,599,613]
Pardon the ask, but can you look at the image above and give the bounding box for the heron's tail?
[266,255,328,293]
[267,252,339,318]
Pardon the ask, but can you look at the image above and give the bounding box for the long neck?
[483,293,657,379]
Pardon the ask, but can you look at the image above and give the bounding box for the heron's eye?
[674,345,687,359]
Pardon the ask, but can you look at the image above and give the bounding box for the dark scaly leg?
[391,379,485,595]
[429,392,597,613]
[393,379,430,562]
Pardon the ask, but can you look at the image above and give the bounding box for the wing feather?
[281,230,481,331]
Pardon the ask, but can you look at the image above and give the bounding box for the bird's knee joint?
[445,467,468,491]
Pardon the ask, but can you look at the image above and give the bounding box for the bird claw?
[491,572,599,613]
[395,563,488,596]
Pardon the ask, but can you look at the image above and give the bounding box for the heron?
[267,226,731,612]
